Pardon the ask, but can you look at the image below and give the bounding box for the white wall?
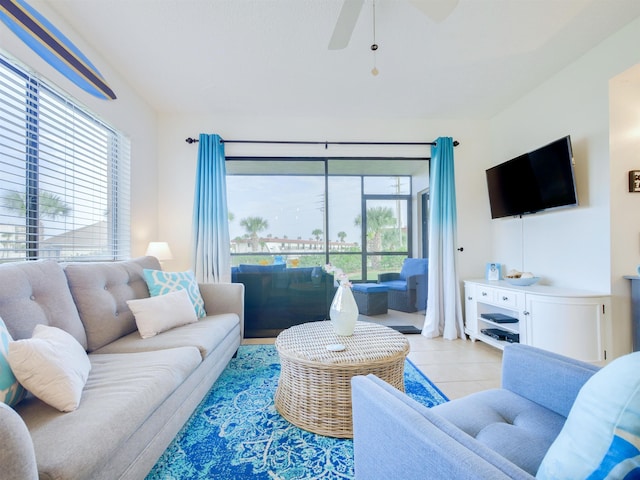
[488,17,640,357]
[156,114,491,278]
[0,0,159,258]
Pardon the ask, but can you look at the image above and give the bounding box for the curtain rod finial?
[185,137,198,144]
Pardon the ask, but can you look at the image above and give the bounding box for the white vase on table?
[329,281,359,336]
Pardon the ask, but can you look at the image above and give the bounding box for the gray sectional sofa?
[0,256,244,480]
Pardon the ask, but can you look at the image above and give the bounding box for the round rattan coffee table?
[274,320,410,438]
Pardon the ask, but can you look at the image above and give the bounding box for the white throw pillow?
[8,324,91,412]
[127,289,198,339]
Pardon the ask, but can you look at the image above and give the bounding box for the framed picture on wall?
[486,263,501,281]
[629,171,640,192]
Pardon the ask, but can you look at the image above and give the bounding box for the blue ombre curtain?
[191,134,231,283]
[423,137,464,339]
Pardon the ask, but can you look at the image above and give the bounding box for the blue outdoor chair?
[378,258,428,313]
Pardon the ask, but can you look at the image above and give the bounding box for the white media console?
[464,279,611,363]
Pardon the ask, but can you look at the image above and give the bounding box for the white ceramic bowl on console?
[505,277,540,286]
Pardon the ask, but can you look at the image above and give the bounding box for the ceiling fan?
[328,0,459,50]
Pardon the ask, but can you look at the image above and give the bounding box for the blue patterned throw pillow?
[0,317,25,407]
[536,351,640,479]
[143,269,206,318]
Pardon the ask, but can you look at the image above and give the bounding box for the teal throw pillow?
[0,317,25,407]
[536,351,640,479]
[143,269,206,318]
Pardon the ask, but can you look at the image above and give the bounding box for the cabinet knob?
[482,292,488,296]
[467,296,473,300]
[523,311,530,315]
[502,296,509,301]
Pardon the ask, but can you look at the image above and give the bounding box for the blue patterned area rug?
[147,344,448,480]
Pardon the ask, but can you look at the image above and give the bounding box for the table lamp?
[145,242,173,267]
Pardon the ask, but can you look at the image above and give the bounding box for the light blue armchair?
[351,344,601,479]
[377,258,428,312]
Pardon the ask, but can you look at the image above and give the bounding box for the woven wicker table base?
[274,321,410,438]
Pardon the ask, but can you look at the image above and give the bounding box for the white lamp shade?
[145,242,173,261]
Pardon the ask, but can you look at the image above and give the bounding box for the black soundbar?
[481,328,519,343]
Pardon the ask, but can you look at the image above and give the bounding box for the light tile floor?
[242,309,504,401]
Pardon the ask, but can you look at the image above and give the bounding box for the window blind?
[0,52,130,262]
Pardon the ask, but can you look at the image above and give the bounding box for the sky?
[226,175,408,244]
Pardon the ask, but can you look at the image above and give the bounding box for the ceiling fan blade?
[409,0,459,23]
[328,0,365,50]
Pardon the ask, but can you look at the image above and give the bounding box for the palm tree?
[2,190,71,220]
[311,228,323,250]
[239,216,269,252]
[1,190,71,247]
[355,206,396,251]
[355,206,396,269]
[336,231,347,252]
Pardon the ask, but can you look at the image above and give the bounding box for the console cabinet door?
[526,294,608,362]
[464,283,477,335]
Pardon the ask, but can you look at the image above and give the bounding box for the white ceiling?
[47,0,640,119]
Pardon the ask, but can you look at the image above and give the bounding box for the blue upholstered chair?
[377,258,428,313]
[352,345,640,479]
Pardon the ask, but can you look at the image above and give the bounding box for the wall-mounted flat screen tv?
[486,135,578,219]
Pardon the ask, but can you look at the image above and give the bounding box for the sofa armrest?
[0,403,38,480]
[501,344,599,417]
[351,375,534,480]
[405,274,421,289]
[199,282,245,338]
[378,272,400,283]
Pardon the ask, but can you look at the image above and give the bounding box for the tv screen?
[486,136,577,219]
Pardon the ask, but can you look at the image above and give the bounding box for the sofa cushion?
[381,280,409,291]
[127,289,198,339]
[9,325,91,412]
[14,347,201,480]
[0,317,25,407]
[238,263,286,273]
[143,269,206,318]
[352,283,389,293]
[64,256,161,352]
[92,313,240,360]
[0,260,88,348]
[536,351,640,479]
[432,388,566,475]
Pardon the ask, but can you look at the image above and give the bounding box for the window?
[227,157,424,281]
[227,159,327,267]
[0,52,130,262]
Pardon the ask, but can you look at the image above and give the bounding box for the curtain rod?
[184,137,459,148]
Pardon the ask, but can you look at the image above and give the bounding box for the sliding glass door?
[226,156,427,336]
